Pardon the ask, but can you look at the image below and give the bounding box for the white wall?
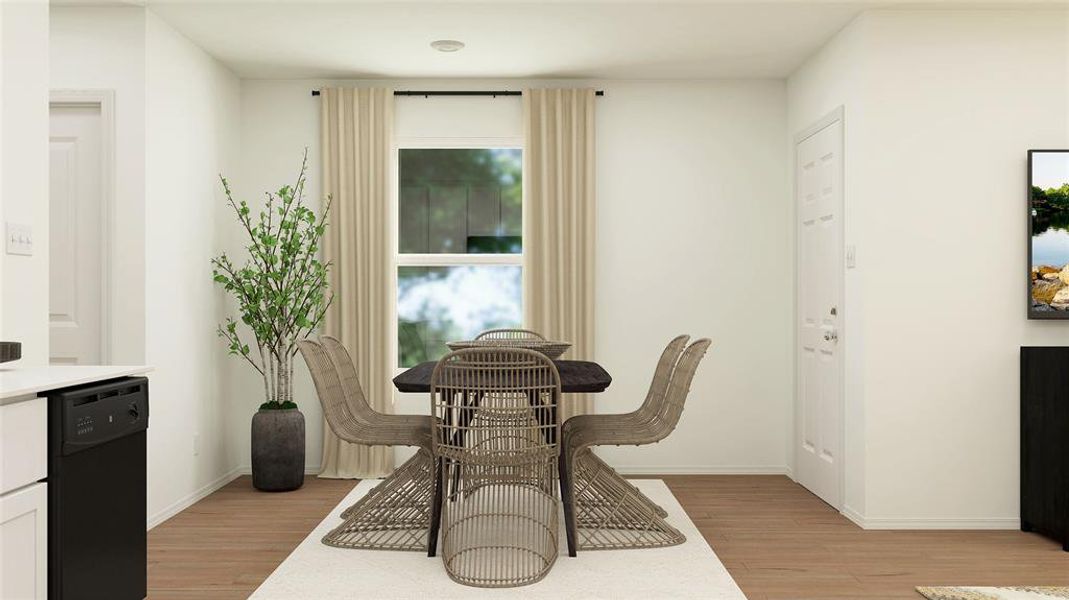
[1,0,49,365]
[143,10,241,524]
[594,81,790,474]
[47,6,241,526]
[789,9,1069,527]
[50,6,146,365]
[233,78,791,475]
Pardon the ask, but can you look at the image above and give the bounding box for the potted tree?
[212,152,332,492]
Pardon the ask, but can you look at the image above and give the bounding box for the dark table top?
[392,359,612,394]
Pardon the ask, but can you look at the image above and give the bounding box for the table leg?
[427,457,444,557]
[559,450,578,557]
[525,390,557,446]
[447,391,481,500]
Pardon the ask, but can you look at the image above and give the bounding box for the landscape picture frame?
[1028,149,1069,319]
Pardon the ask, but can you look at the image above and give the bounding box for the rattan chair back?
[635,334,690,421]
[319,335,378,423]
[298,339,364,442]
[430,347,562,587]
[473,328,546,342]
[646,338,712,442]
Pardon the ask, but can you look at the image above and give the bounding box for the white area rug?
[918,588,1069,600]
[251,479,746,599]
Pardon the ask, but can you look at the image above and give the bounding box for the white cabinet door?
[0,483,48,600]
[0,397,48,495]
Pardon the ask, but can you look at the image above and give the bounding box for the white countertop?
[0,365,153,402]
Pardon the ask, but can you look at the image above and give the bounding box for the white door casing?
[795,108,844,510]
[49,92,113,365]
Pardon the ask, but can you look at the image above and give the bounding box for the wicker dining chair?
[559,338,712,555]
[473,328,546,341]
[297,338,437,552]
[561,334,689,520]
[319,336,432,521]
[429,347,562,588]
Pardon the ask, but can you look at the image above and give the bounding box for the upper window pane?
[399,148,522,254]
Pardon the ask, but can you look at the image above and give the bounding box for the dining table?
[392,356,616,567]
[392,359,613,394]
[394,358,612,450]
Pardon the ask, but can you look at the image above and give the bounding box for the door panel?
[49,104,103,365]
[0,483,48,600]
[796,114,843,509]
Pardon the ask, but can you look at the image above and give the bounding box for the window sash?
[391,138,525,374]
[395,253,521,267]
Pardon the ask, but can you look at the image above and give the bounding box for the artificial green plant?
[212,151,333,410]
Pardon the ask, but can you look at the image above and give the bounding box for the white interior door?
[795,110,844,510]
[49,103,104,365]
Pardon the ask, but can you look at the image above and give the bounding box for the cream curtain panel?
[523,88,597,422]
[318,88,394,478]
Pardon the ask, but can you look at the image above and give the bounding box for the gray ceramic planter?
[251,408,305,492]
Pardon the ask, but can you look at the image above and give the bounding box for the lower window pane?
[397,265,522,367]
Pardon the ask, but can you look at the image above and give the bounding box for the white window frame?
[390,136,526,374]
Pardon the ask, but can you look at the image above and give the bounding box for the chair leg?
[570,449,685,551]
[427,457,444,557]
[559,451,578,557]
[581,448,668,518]
[322,451,434,552]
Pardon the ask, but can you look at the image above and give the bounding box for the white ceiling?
[130,1,1066,80]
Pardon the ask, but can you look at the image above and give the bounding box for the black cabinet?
[1020,347,1069,551]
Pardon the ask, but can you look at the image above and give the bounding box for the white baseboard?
[841,505,866,528]
[147,466,242,530]
[148,465,326,530]
[840,505,1019,530]
[615,465,791,475]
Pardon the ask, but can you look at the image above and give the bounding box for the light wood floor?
[147,475,1069,599]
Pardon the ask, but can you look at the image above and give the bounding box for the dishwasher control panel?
[51,377,149,455]
[75,414,94,436]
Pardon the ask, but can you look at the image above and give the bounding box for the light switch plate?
[845,244,856,269]
[5,222,32,256]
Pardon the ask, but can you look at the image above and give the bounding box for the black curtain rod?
[311,89,604,97]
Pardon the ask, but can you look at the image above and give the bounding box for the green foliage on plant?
[212,150,333,410]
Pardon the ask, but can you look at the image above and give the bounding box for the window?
[395,147,523,367]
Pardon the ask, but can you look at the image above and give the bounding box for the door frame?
[792,105,846,510]
[49,89,115,364]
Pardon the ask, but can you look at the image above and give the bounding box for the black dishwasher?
[48,377,149,600]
